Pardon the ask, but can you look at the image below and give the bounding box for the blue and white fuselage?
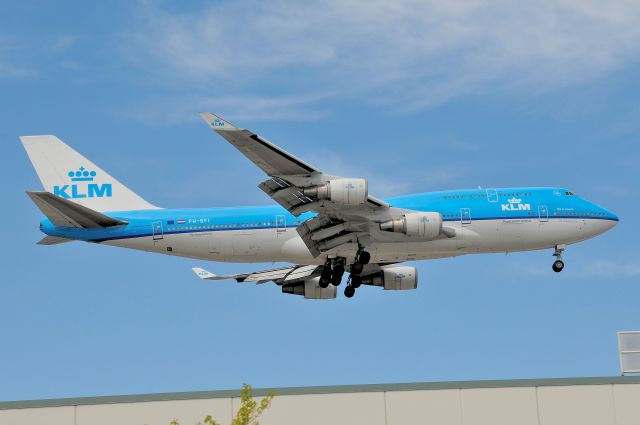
[39,187,618,265]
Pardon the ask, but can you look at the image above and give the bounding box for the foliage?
[167,384,275,425]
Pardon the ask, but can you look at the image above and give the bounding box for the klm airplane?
[22,113,619,299]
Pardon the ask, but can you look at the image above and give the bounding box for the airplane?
[21,113,619,299]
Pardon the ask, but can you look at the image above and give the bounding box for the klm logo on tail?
[53,166,112,199]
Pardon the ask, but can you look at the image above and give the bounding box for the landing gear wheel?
[351,262,364,275]
[359,251,371,264]
[319,268,332,288]
[344,285,355,298]
[331,264,344,286]
[351,275,362,288]
[552,245,566,273]
[552,260,565,273]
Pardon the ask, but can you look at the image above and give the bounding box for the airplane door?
[152,221,163,240]
[538,205,549,222]
[276,214,286,235]
[486,189,498,203]
[460,208,471,225]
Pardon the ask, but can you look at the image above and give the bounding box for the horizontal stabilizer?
[37,235,74,245]
[27,191,127,228]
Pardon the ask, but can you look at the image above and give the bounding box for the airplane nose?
[600,207,619,231]
[604,207,619,222]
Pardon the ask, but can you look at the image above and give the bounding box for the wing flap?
[258,177,315,216]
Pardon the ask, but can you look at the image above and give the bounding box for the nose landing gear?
[552,245,565,273]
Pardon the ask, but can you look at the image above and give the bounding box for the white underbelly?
[102,218,613,264]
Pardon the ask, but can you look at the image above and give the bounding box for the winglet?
[199,113,239,132]
[192,266,220,280]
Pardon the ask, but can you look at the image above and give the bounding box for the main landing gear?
[343,249,371,298]
[552,245,565,273]
[319,258,345,288]
[318,250,372,297]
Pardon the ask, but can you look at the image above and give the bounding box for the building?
[1,376,640,425]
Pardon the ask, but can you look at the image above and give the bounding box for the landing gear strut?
[552,245,565,273]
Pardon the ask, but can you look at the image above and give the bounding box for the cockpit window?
[565,191,575,196]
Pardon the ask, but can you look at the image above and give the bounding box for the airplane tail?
[20,135,157,212]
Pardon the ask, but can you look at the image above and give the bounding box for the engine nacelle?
[303,178,368,205]
[281,277,337,299]
[367,266,418,290]
[380,212,442,239]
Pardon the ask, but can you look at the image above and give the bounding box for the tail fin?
[20,135,157,212]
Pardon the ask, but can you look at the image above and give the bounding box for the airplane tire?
[331,264,344,286]
[344,285,355,298]
[320,268,332,287]
[351,262,363,275]
[351,275,362,288]
[552,260,565,273]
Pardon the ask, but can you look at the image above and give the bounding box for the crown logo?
[508,197,522,204]
[68,166,97,182]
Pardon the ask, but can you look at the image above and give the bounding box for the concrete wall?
[2,377,640,425]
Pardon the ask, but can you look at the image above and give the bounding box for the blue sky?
[1,1,640,401]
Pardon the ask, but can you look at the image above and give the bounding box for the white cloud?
[50,35,77,53]
[592,184,633,198]
[126,0,640,118]
[124,92,334,126]
[0,34,80,78]
[0,36,31,78]
[585,259,640,278]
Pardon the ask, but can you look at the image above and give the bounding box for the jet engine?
[380,212,442,239]
[281,277,337,299]
[363,266,418,290]
[303,178,368,205]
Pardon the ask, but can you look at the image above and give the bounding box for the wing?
[192,264,320,284]
[191,263,400,299]
[192,264,341,300]
[200,113,406,257]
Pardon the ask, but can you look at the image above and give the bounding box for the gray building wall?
[1,377,640,425]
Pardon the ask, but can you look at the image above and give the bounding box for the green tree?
[168,384,275,425]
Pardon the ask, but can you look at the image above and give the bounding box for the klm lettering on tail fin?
[20,135,157,212]
[53,166,112,199]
